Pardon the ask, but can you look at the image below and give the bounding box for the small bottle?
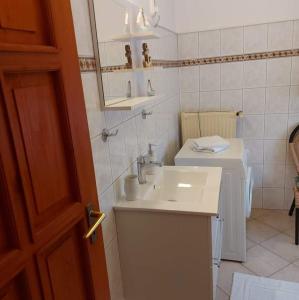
[126,80,132,98]
[147,79,155,96]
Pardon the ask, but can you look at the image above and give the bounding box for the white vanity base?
[115,210,222,300]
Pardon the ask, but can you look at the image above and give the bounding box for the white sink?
[115,166,222,216]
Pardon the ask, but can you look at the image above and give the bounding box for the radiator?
[181,111,240,144]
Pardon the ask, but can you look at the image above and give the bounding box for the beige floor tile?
[256,210,294,232]
[293,259,299,267]
[242,245,289,276]
[262,233,299,263]
[246,238,256,250]
[215,287,229,300]
[247,220,280,243]
[250,208,268,219]
[270,264,299,283]
[217,261,253,294]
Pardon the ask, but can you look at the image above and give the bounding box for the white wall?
[174,0,299,33]
[178,20,299,209]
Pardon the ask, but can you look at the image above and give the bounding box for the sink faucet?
[137,154,163,184]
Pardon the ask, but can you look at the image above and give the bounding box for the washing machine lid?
[175,138,247,178]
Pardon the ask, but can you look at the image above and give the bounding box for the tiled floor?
[216,209,299,299]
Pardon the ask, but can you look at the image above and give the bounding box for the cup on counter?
[124,175,139,201]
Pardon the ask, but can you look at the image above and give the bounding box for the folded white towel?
[191,135,230,153]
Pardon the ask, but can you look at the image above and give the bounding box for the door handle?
[84,204,105,243]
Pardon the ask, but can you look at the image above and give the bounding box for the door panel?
[0,0,51,47]
[0,271,30,300]
[37,225,92,300]
[2,70,80,237]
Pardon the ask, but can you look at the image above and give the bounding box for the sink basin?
[114,166,222,216]
[147,168,207,203]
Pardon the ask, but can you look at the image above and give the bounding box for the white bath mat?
[231,272,299,300]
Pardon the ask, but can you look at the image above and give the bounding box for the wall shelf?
[112,31,160,42]
[105,95,161,111]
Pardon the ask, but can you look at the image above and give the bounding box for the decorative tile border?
[100,65,131,73]
[79,49,299,72]
[152,59,181,68]
[79,57,96,72]
[179,49,299,67]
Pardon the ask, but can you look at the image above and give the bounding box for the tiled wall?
[71,0,180,299]
[178,20,299,210]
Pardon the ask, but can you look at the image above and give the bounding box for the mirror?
[88,0,162,110]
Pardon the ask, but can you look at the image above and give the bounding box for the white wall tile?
[252,188,263,209]
[265,86,290,113]
[199,30,221,58]
[263,164,286,188]
[178,32,199,59]
[288,113,299,136]
[199,91,220,111]
[92,137,113,195]
[291,57,299,85]
[220,89,243,111]
[108,124,129,181]
[268,21,293,51]
[200,64,221,91]
[180,92,200,112]
[251,164,263,188]
[99,186,117,247]
[243,115,265,139]
[243,88,266,114]
[104,237,124,300]
[263,140,287,163]
[244,139,264,164]
[123,118,138,165]
[70,0,94,56]
[221,27,244,55]
[244,60,267,88]
[267,58,291,87]
[293,20,299,49]
[104,110,124,129]
[290,86,299,113]
[263,188,285,209]
[264,114,288,139]
[180,66,200,92]
[221,62,243,90]
[244,24,268,53]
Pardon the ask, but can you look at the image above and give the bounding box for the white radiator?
[181,111,241,144]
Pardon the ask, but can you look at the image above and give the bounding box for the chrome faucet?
[137,154,163,184]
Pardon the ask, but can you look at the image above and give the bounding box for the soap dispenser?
[146,143,158,175]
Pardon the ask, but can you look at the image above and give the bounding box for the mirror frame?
[87,0,107,110]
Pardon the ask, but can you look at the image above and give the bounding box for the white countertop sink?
[114,166,222,216]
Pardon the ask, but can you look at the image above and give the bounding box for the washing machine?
[175,138,253,262]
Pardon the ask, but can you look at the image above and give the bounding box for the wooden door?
[0,0,110,299]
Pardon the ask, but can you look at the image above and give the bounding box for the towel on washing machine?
[191,135,230,153]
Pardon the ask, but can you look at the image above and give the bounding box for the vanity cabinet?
[115,209,223,300]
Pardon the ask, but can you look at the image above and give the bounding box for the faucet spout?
[137,155,162,184]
